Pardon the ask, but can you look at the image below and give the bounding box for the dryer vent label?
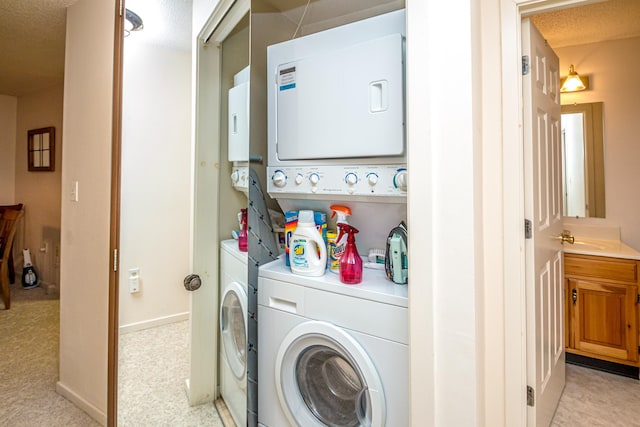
[279,66,296,91]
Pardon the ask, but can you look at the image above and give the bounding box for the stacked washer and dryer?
[219,66,250,427]
[258,9,409,427]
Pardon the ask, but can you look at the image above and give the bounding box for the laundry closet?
[212,1,409,426]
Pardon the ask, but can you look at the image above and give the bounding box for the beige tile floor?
[552,363,640,426]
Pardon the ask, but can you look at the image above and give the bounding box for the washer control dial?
[393,169,408,191]
[366,173,379,186]
[345,172,358,185]
[294,173,304,185]
[309,173,320,185]
[272,170,287,188]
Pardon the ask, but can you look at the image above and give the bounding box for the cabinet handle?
[572,289,577,305]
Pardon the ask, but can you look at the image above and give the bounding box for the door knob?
[183,274,202,291]
[557,230,575,244]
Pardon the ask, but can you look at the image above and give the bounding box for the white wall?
[557,37,640,249]
[118,22,192,329]
[0,95,17,204]
[14,85,64,289]
[58,0,114,423]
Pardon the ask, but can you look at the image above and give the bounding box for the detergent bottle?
[290,210,327,277]
[329,205,352,273]
[338,224,362,285]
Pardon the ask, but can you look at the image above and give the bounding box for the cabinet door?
[570,278,638,362]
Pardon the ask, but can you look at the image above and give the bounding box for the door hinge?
[525,219,532,239]
[522,55,530,75]
[113,248,118,272]
[637,294,640,304]
[119,0,124,16]
[527,385,535,407]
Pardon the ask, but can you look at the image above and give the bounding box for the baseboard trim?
[119,312,189,334]
[566,353,640,379]
[56,381,107,426]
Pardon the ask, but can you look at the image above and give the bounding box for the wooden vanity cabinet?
[564,253,639,365]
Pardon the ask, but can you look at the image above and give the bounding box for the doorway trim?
[107,1,125,425]
[501,0,602,424]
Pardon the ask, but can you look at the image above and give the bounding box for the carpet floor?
[0,285,100,426]
[1,284,223,426]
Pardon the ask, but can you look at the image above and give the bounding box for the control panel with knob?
[309,173,320,185]
[393,168,408,192]
[231,166,249,194]
[267,165,407,198]
[271,170,287,188]
[345,172,358,185]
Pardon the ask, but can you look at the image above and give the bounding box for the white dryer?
[220,239,249,426]
[257,257,408,427]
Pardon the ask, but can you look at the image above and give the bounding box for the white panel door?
[522,18,565,427]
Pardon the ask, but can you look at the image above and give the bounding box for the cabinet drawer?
[564,254,637,284]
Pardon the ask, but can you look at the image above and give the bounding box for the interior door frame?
[501,0,601,424]
[187,0,250,405]
[107,0,125,425]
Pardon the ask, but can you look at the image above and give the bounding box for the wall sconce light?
[560,64,589,93]
[124,9,144,37]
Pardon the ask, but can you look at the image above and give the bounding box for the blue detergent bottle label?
[291,239,309,268]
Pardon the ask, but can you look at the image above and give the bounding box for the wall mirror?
[28,127,55,171]
[561,102,605,218]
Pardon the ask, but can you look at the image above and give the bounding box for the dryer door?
[220,281,247,380]
[275,321,385,427]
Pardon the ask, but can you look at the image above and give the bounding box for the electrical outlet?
[128,268,140,293]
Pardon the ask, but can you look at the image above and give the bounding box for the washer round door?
[220,281,247,380]
[275,321,385,427]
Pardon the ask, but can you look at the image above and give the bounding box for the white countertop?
[563,237,640,260]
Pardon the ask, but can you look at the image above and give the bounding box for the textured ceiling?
[2,0,640,97]
[0,0,78,96]
[0,0,192,97]
[531,0,640,48]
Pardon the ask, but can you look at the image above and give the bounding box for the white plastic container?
[289,210,327,277]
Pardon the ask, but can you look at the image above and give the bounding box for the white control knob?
[367,173,379,186]
[394,170,408,191]
[272,170,287,188]
[230,170,239,184]
[345,173,358,185]
[309,173,320,185]
[295,174,303,185]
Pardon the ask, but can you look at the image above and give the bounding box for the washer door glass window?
[220,283,247,379]
[276,321,385,427]
[296,345,369,427]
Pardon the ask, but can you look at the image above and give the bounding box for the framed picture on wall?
[28,127,55,172]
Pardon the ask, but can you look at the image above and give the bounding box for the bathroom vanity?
[563,233,640,367]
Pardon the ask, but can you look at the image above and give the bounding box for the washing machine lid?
[275,321,385,427]
[220,281,247,380]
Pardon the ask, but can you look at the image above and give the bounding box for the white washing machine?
[220,239,249,426]
[257,257,408,427]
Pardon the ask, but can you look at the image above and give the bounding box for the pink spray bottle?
[338,224,362,285]
[238,208,248,252]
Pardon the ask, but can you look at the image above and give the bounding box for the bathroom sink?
[571,239,610,251]
[563,237,640,260]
